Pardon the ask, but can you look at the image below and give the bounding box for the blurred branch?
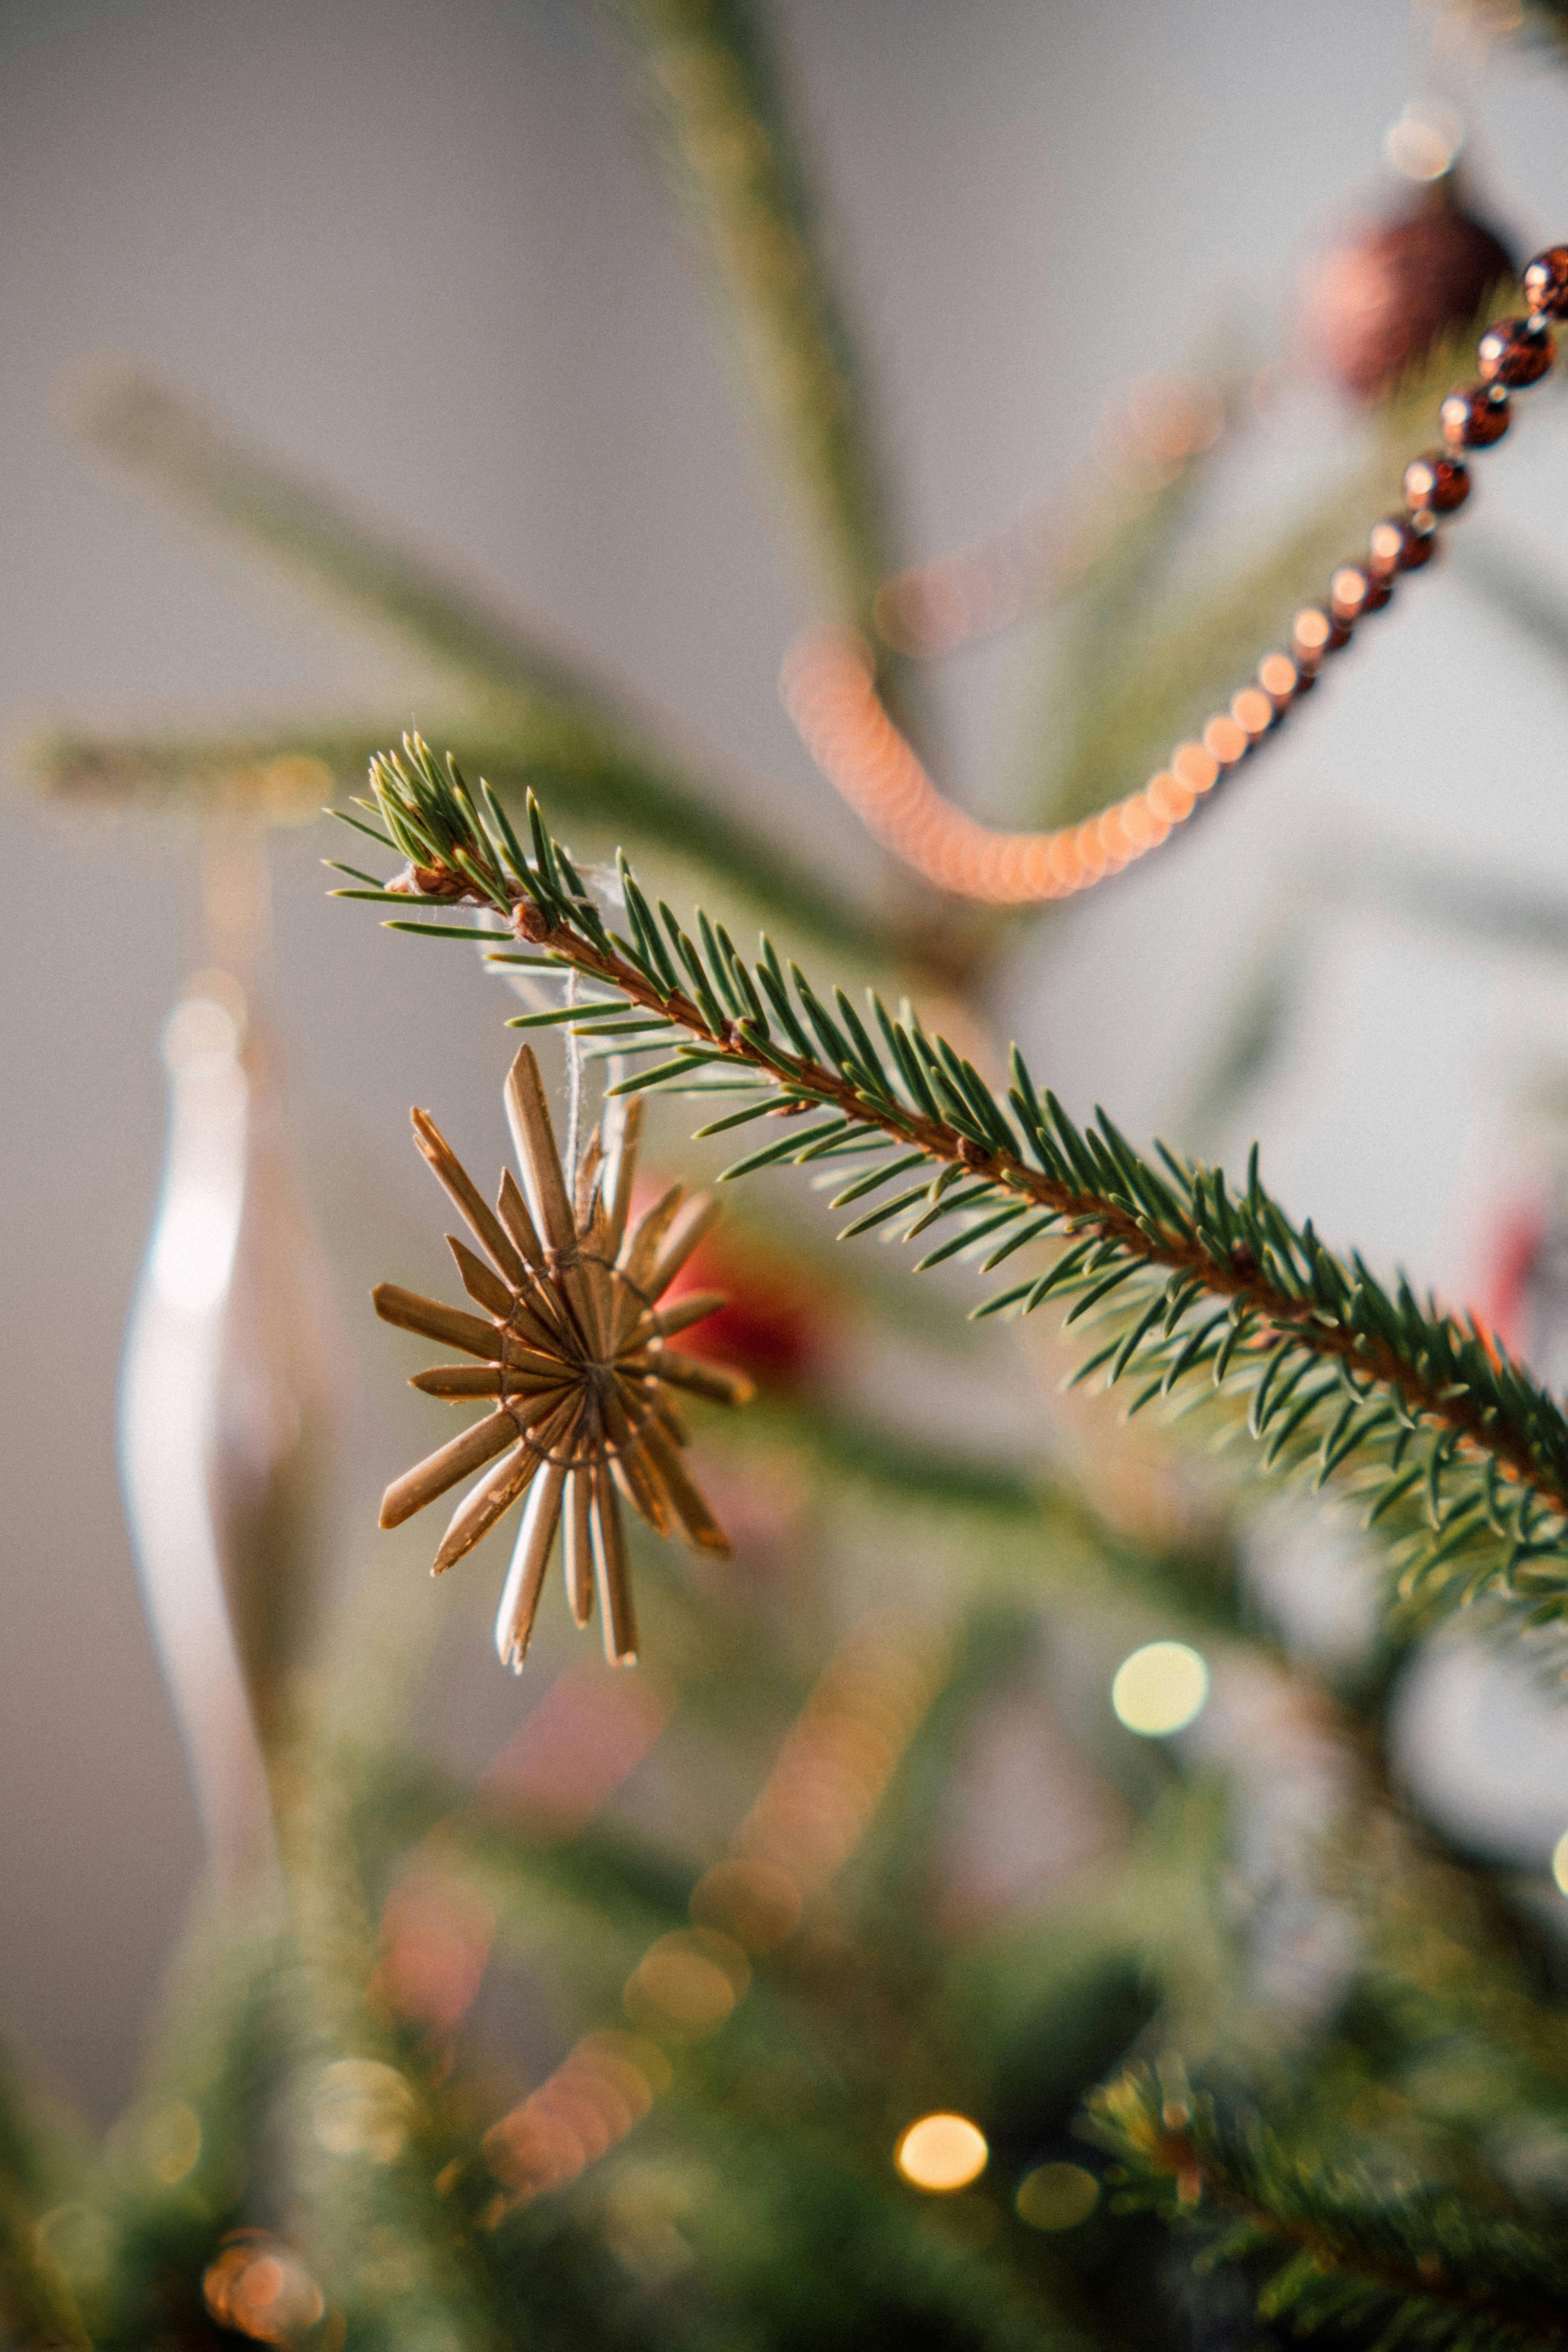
[605,0,902,633]
[1092,2064,1568,2352]
[0,2046,89,2351]
[1030,492,1370,833]
[739,1395,1246,1638]
[343,747,1568,1660]
[1458,529,1568,679]
[54,369,901,959]
[1166,842,1568,1161]
[29,716,886,959]
[1003,370,1253,816]
[1024,313,1516,835]
[62,1913,288,2350]
[77,368,654,716]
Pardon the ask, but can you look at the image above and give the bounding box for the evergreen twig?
[1091,2067,1568,2352]
[57,371,892,957]
[607,0,900,632]
[335,738,1568,1651]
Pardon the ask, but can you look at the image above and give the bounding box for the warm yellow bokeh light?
[1015,2162,1100,2231]
[1111,1641,1209,1737]
[144,2099,202,2186]
[624,1929,750,2043]
[312,2059,415,2163]
[1552,1829,1568,1896]
[895,2112,989,2193]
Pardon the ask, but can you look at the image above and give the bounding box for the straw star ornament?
[374,1047,754,1671]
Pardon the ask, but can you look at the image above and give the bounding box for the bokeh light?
[624,1928,751,2042]
[689,1857,803,1952]
[484,2031,673,2203]
[1015,2162,1101,2231]
[201,2231,325,2345]
[312,2058,415,2163]
[1383,101,1463,183]
[1552,1828,1568,1895]
[142,2099,202,2186]
[895,2112,989,2193]
[1111,1641,1209,1737]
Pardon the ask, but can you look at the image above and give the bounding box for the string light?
[895,2112,990,2193]
[1110,1640,1210,1737]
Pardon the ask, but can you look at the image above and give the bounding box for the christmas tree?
[13,4,1568,2347]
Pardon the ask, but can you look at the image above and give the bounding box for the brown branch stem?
[1148,2124,1568,2347]
[501,894,1568,1520]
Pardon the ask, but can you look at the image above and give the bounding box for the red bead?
[1523,246,1568,321]
[1373,510,1438,569]
[1440,382,1511,449]
[1369,513,1437,575]
[1403,450,1469,513]
[1476,315,1554,387]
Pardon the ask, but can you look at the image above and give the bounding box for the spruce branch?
[75,368,641,716]
[334,739,1568,1653]
[1090,2067,1568,2352]
[0,2048,88,2351]
[55,370,894,958]
[1023,309,1515,836]
[606,0,901,634]
[30,717,880,958]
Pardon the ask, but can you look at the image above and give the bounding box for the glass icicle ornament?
[375,1047,754,1671]
[120,972,346,1880]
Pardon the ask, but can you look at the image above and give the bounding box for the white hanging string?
[564,966,583,1189]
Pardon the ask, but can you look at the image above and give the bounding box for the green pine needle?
[335,746,1568,1659]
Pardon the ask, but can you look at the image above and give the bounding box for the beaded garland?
[782,247,1568,908]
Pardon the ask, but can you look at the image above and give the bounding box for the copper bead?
[1403,450,1469,514]
[1523,245,1568,322]
[1230,686,1275,739]
[1292,606,1348,666]
[1439,383,1510,450]
[1330,565,1389,622]
[1257,652,1301,706]
[1202,713,1249,767]
[1476,316,1554,388]
[1369,514,1436,575]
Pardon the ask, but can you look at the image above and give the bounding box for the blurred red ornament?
[1476,1195,1568,1393]
[1294,177,1513,403]
[655,1208,834,1389]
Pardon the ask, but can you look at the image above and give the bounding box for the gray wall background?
[5,0,1568,2116]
